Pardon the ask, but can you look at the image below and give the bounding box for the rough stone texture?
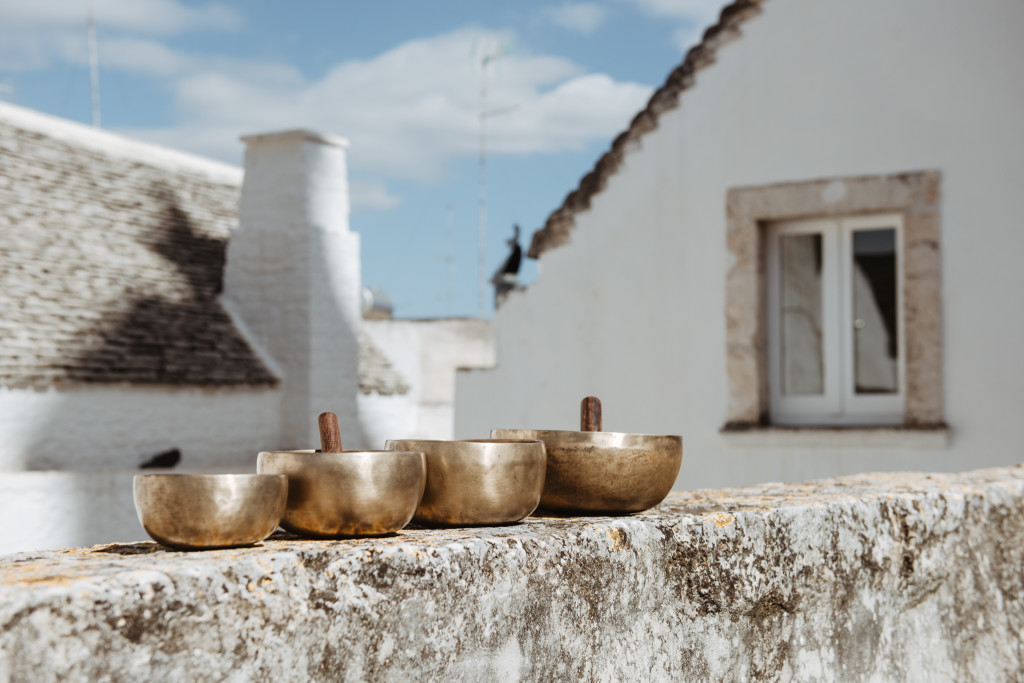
[357,331,410,397]
[1,465,1022,682]
[724,171,944,427]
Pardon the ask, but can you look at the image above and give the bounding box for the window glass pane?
[779,233,824,395]
[852,228,899,394]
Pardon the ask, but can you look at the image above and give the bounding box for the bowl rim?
[385,438,544,447]
[258,449,425,457]
[490,428,681,444]
[134,472,287,483]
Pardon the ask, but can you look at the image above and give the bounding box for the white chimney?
[224,129,363,449]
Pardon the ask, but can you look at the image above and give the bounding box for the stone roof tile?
[358,331,410,396]
[0,105,408,395]
[0,113,277,388]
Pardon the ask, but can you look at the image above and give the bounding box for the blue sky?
[0,0,723,318]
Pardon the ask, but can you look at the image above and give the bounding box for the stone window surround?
[723,171,944,432]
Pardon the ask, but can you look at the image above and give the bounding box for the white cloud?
[4,10,654,213]
[0,0,239,72]
[350,181,403,212]
[482,73,652,155]
[99,37,196,77]
[540,4,609,35]
[122,28,653,187]
[0,0,240,34]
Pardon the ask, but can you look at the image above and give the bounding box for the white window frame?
[766,214,904,426]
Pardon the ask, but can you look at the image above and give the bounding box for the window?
[723,172,943,433]
[766,215,903,425]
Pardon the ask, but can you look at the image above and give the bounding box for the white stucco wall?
[0,385,284,554]
[0,465,260,555]
[0,469,145,555]
[357,393,418,450]
[365,319,494,440]
[0,386,282,471]
[456,0,1024,489]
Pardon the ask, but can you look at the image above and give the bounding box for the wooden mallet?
[580,396,602,432]
[317,412,343,453]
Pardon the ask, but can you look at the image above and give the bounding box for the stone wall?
[1,465,1022,681]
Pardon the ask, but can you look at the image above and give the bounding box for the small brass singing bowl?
[133,473,288,551]
[490,430,682,514]
[385,439,546,527]
[257,450,426,537]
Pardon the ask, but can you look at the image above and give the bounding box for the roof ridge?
[527,0,764,259]
[0,100,243,186]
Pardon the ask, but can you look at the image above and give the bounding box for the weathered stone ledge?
[2,465,1023,682]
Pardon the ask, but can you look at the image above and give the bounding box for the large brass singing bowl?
[385,439,546,526]
[133,473,288,550]
[257,450,426,537]
[490,430,682,514]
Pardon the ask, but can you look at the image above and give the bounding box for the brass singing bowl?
[385,439,546,526]
[257,450,426,537]
[490,430,682,514]
[133,473,288,550]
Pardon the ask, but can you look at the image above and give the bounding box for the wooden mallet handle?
[318,412,343,453]
[580,396,602,432]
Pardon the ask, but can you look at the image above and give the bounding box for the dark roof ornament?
[491,224,523,308]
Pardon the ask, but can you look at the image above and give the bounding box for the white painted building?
[456,0,1024,490]
[363,318,495,447]
[0,102,492,553]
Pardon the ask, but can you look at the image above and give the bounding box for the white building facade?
[456,0,1024,490]
[362,318,495,447]
[0,104,491,553]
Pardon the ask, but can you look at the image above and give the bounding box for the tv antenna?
[87,0,101,127]
[476,43,517,318]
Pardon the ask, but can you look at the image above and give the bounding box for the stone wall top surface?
[2,465,1022,681]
